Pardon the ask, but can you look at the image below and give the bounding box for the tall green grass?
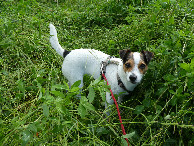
[0,0,193,145]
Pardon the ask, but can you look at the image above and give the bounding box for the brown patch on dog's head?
[141,51,154,65]
[138,60,148,74]
[119,49,135,73]
[138,51,154,74]
[119,49,133,63]
[123,59,134,73]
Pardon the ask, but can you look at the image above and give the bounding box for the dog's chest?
[104,64,127,94]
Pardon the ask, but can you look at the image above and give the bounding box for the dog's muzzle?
[129,73,137,84]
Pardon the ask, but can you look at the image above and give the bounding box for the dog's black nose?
[129,74,137,83]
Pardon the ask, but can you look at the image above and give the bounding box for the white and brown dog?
[49,24,154,110]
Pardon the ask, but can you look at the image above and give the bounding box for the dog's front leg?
[105,92,114,116]
[118,96,123,104]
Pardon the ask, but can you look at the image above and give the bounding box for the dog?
[49,24,154,111]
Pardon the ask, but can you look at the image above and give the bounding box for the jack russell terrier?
[49,24,154,111]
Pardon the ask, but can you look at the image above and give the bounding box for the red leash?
[102,73,130,146]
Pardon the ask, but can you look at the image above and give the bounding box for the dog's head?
[119,49,154,84]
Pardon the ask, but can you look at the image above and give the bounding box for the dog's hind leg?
[68,77,84,89]
[62,64,84,87]
[64,71,84,98]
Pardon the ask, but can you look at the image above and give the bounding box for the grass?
[0,0,193,145]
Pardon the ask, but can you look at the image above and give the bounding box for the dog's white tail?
[49,24,64,57]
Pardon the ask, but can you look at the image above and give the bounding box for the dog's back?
[61,49,109,82]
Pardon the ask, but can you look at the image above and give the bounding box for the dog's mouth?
[130,81,137,84]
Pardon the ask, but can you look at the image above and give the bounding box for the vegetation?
[0,0,193,145]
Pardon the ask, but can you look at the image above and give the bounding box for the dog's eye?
[125,63,131,68]
[139,64,146,69]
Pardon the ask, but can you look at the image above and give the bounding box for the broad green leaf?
[55,98,67,113]
[177,86,183,94]
[62,121,72,125]
[22,130,32,146]
[88,86,95,103]
[83,102,95,111]
[157,87,168,95]
[98,87,106,101]
[134,105,144,114]
[66,92,77,99]
[36,77,48,84]
[90,76,101,86]
[96,127,109,136]
[56,103,66,114]
[169,16,174,24]
[71,80,81,88]
[52,84,68,90]
[121,138,128,146]
[63,80,70,90]
[80,96,88,103]
[179,63,190,71]
[169,90,176,94]
[170,96,178,106]
[164,115,171,120]
[28,123,37,133]
[70,87,80,92]
[163,74,176,81]
[42,104,49,117]
[122,131,135,139]
[78,104,87,118]
[50,91,65,97]
[142,98,151,108]
[191,58,194,67]
[37,83,42,99]
[102,84,111,93]
[17,80,25,93]
[43,95,55,104]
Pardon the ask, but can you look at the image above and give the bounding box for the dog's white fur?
[49,24,153,110]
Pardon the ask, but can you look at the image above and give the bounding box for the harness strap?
[100,56,116,75]
[100,56,129,93]
[117,74,130,93]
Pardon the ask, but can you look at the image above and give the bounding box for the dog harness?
[100,56,130,93]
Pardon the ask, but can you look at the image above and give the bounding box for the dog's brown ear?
[141,50,154,65]
[119,49,131,63]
